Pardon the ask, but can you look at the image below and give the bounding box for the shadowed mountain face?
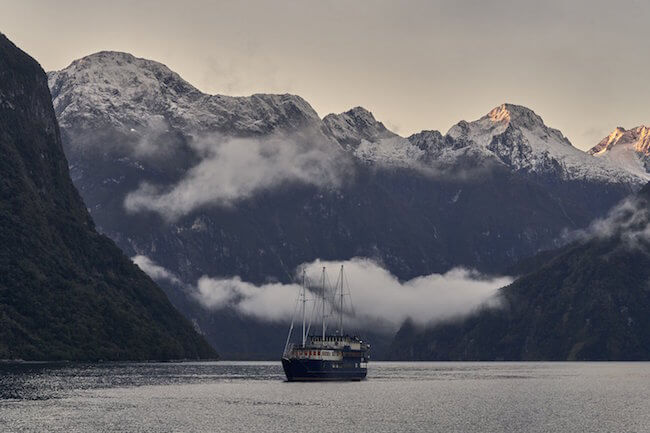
[47,52,644,359]
[0,35,215,361]
[389,184,650,361]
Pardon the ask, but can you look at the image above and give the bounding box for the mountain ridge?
[48,51,321,134]
[48,50,647,184]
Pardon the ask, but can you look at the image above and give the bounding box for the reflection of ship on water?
[281,265,370,381]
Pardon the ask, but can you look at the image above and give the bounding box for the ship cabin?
[287,334,369,361]
[307,335,363,350]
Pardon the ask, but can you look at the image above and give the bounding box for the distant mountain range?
[47,51,648,359]
[0,35,215,361]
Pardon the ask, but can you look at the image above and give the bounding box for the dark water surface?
[1,361,649,432]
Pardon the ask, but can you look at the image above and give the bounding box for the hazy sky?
[3,0,649,149]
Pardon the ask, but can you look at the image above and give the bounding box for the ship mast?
[321,266,326,340]
[339,265,344,335]
[301,269,307,346]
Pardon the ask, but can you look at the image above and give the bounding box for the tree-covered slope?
[389,185,650,361]
[0,34,216,361]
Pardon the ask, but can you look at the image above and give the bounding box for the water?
[1,361,649,432]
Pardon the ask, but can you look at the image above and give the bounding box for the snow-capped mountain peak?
[323,107,425,166]
[448,103,569,146]
[589,126,650,156]
[47,52,647,185]
[487,103,544,127]
[323,106,397,150]
[443,103,645,183]
[588,126,650,179]
[47,51,322,134]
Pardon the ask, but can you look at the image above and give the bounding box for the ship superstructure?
[281,266,369,381]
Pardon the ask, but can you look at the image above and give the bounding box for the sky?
[3,0,649,150]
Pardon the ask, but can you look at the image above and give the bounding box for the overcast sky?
[3,0,649,149]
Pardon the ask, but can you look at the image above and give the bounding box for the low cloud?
[567,195,650,251]
[134,255,512,333]
[130,117,178,158]
[195,276,301,322]
[296,258,512,331]
[124,130,349,221]
[132,254,181,285]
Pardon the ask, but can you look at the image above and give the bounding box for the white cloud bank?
[568,195,650,251]
[124,131,348,221]
[133,256,512,332]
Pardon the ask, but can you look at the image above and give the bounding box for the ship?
[282,265,370,381]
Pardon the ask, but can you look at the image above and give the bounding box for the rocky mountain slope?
[0,35,215,361]
[47,51,645,358]
[389,184,650,361]
[589,126,650,179]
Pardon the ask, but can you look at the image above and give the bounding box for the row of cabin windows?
[313,336,348,342]
[297,350,326,356]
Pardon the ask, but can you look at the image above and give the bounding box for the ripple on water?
[1,361,649,433]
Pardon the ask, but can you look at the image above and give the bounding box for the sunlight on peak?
[634,126,650,153]
[488,104,511,123]
[606,127,625,145]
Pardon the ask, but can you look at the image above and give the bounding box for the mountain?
[589,126,650,180]
[0,35,215,361]
[48,51,322,134]
[47,51,645,358]
[389,184,650,361]
[322,107,423,165]
[443,104,642,182]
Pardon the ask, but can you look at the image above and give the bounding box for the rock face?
[47,51,645,358]
[0,35,215,361]
[389,184,650,361]
[589,126,650,179]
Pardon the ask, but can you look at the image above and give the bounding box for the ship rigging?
[281,265,369,381]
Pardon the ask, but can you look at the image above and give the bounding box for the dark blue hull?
[282,358,367,381]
